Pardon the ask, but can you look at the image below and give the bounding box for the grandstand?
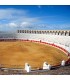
[0,30,70,52]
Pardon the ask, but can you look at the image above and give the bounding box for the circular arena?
[0,30,70,74]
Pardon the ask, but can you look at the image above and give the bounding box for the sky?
[0,5,70,31]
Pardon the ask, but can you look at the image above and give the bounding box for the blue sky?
[0,5,70,31]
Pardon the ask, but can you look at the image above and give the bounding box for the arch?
[19,30,21,33]
[34,31,36,34]
[39,31,41,34]
[43,31,46,34]
[17,30,19,33]
[53,31,56,35]
[30,30,31,33]
[31,30,34,33]
[65,31,69,36]
[61,31,64,35]
[47,31,49,34]
[41,31,44,34]
[49,31,52,35]
[58,31,61,35]
[69,31,70,36]
[55,31,57,35]
[26,30,28,33]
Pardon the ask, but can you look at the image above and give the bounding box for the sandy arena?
[0,41,68,69]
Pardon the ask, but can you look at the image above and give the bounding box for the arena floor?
[0,41,68,69]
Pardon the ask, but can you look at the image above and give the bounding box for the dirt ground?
[0,41,68,69]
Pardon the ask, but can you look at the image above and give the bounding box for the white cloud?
[20,22,30,28]
[21,22,30,25]
[8,22,17,28]
[0,8,27,20]
[0,8,41,30]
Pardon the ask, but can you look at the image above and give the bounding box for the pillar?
[59,31,61,35]
[55,31,58,35]
[65,31,69,36]
[24,63,31,72]
[69,31,70,36]
[61,60,65,66]
[43,62,51,70]
[43,62,48,69]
